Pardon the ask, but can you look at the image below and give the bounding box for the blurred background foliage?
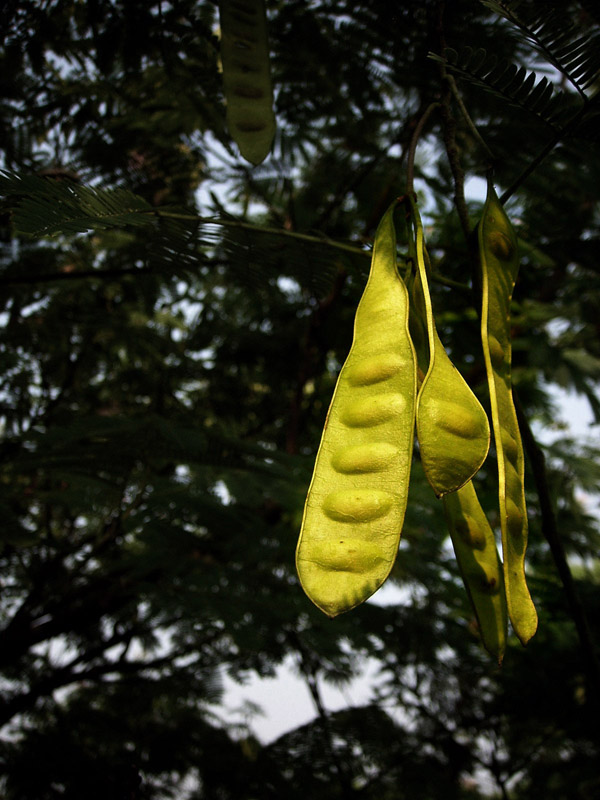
[0,0,599,797]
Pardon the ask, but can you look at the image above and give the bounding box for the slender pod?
[479,177,537,645]
[405,234,506,660]
[443,482,508,662]
[407,196,490,497]
[218,0,275,165]
[296,201,417,617]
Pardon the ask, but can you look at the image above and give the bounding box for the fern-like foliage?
[429,2,600,146]
[431,47,576,129]
[480,0,600,97]
[0,172,155,237]
[0,171,369,293]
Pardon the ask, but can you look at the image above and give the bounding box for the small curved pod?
[479,178,537,645]
[444,481,508,662]
[296,201,417,617]
[408,198,490,497]
[218,0,276,165]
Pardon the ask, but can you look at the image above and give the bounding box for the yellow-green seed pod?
[443,481,508,662]
[405,231,506,660]
[218,0,275,165]
[479,177,537,645]
[296,201,417,617]
[408,197,490,497]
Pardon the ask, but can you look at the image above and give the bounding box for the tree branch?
[406,103,440,194]
[436,0,471,241]
[445,73,495,165]
[0,650,176,728]
[288,630,356,798]
[514,392,600,704]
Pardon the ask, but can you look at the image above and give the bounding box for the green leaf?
[433,47,576,130]
[479,0,600,94]
[0,171,154,237]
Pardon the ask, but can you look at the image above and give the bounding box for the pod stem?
[407,196,436,365]
[406,103,440,194]
[445,73,495,165]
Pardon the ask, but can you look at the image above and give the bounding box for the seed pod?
[218,0,275,165]
[296,201,417,617]
[479,177,537,645]
[405,221,506,660]
[408,196,490,497]
[444,481,508,662]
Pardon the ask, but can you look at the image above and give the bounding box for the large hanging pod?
[296,201,417,617]
[218,0,276,165]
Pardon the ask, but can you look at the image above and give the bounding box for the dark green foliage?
[1,1,599,799]
[0,172,154,236]
[481,0,600,92]
[0,170,369,292]
[435,47,576,129]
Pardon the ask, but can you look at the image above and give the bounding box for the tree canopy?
[1,1,599,798]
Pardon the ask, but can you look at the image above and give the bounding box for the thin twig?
[440,85,471,240]
[430,271,470,292]
[406,102,440,194]
[445,73,495,164]
[157,211,370,253]
[435,0,471,241]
